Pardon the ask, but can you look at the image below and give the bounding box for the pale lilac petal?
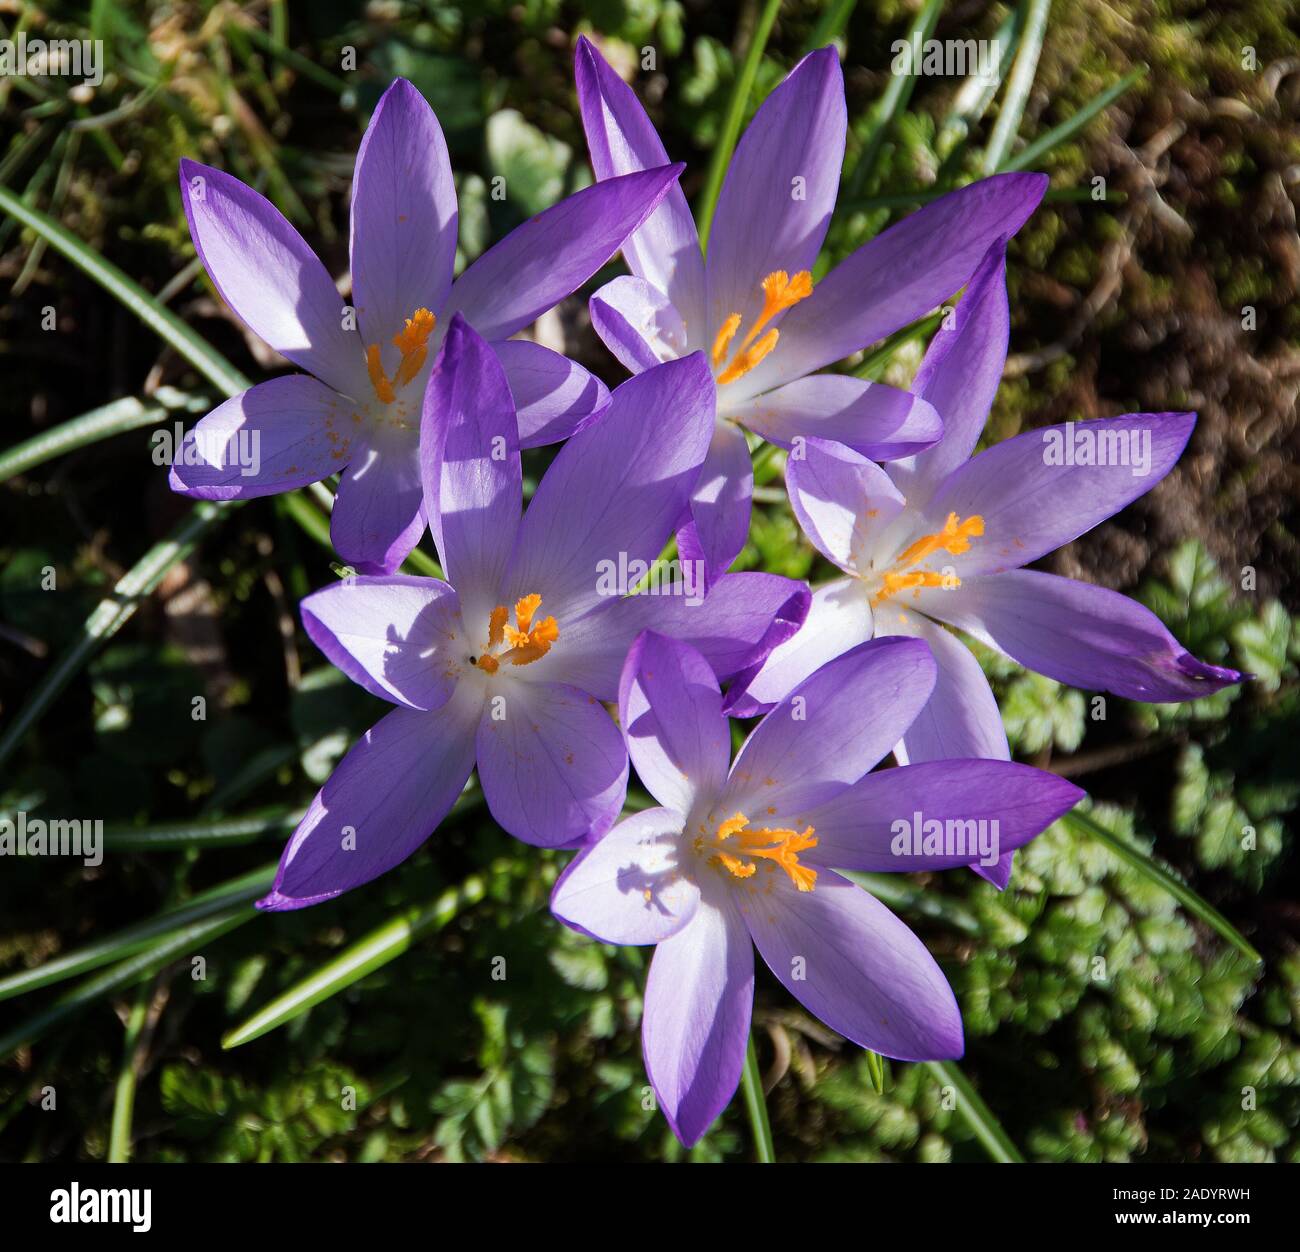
[706,49,846,349]
[475,680,629,848]
[724,577,873,717]
[801,759,1083,872]
[725,636,936,815]
[924,412,1197,578]
[331,437,426,575]
[743,172,1047,393]
[551,807,699,945]
[258,691,480,910]
[589,275,690,374]
[506,354,714,624]
[889,239,1009,503]
[618,632,730,814]
[168,376,354,500]
[420,316,520,610]
[742,374,941,461]
[676,421,753,586]
[179,158,365,398]
[575,36,706,330]
[350,78,457,359]
[929,569,1242,701]
[444,166,684,341]
[784,436,906,571]
[545,572,810,702]
[643,901,753,1147]
[744,871,962,1060]
[300,575,462,711]
[880,609,1011,888]
[491,339,609,448]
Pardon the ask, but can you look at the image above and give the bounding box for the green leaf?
[925,1059,1025,1162]
[486,109,572,218]
[739,1033,775,1163]
[980,0,1052,175]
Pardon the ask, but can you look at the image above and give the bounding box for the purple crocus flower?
[169,77,685,574]
[732,240,1242,887]
[259,317,807,910]
[552,629,1083,1146]
[575,36,1048,581]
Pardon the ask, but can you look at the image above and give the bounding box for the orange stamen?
[475,595,557,672]
[366,307,437,404]
[870,512,983,607]
[710,270,813,386]
[708,811,818,891]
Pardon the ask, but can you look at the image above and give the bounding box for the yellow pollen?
[871,512,984,607]
[474,594,557,672]
[711,270,813,385]
[708,811,818,892]
[365,307,437,404]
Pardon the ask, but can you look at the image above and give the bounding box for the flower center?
[870,512,984,607]
[366,307,437,405]
[472,594,558,673]
[710,270,813,386]
[696,811,818,892]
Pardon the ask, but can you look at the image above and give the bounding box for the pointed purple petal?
[551,807,699,945]
[589,275,690,374]
[490,339,609,448]
[350,78,457,359]
[643,902,753,1147]
[475,680,629,848]
[676,420,753,587]
[300,574,462,711]
[168,376,354,500]
[330,438,425,575]
[258,694,479,910]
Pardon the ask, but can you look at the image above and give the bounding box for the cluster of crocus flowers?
[164,45,1241,1150]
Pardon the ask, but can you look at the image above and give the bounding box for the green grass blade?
[935,7,1023,174]
[223,872,488,1048]
[739,1033,775,1162]
[926,1058,1025,1162]
[107,987,150,1163]
[102,810,304,851]
[0,905,258,1058]
[696,0,783,250]
[864,1049,886,1094]
[803,0,857,51]
[0,184,250,396]
[0,388,209,484]
[0,501,233,772]
[1000,67,1146,173]
[1062,808,1263,966]
[980,0,1052,175]
[0,865,275,1002]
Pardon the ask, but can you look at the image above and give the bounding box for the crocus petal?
[420,316,520,613]
[725,636,936,815]
[643,900,753,1148]
[349,78,457,359]
[880,609,1012,888]
[801,758,1083,872]
[784,436,906,571]
[575,36,706,331]
[168,376,354,500]
[888,239,1009,504]
[551,807,699,945]
[744,870,962,1061]
[331,438,426,575]
[300,575,462,711]
[676,421,754,586]
[490,339,609,448]
[929,569,1243,701]
[706,48,846,348]
[258,692,480,910]
[544,572,810,702]
[742,172,1047,393]
[589,275,690,374]
[743,375,941,461]
[178,159,365,399]
[443,166,684,341]
[475,680,629,848]
[506,353,714,624]
[724,577,873,718]
[618,632,730,814]
[923,412,1197,578]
